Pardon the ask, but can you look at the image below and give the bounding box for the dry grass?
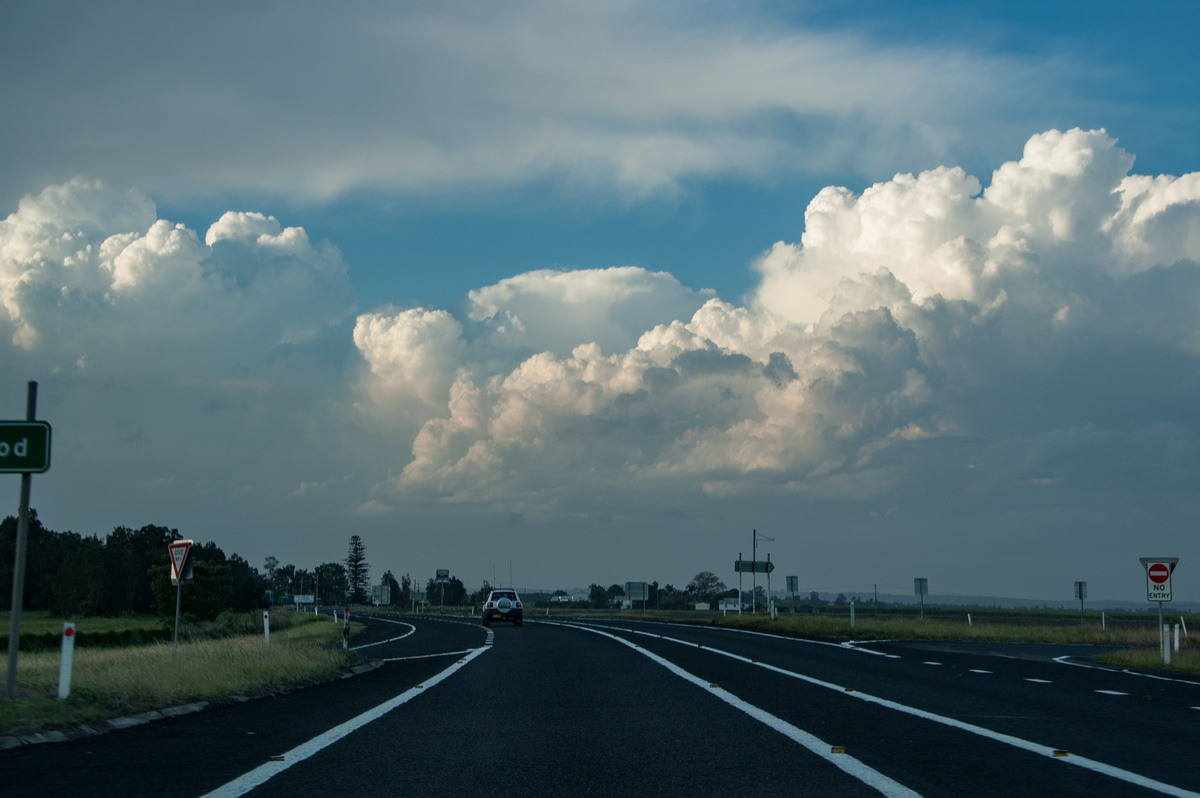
[0,612,354,738]
[711,612,1198,674]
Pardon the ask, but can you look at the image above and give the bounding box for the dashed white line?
[1095,690,1130,696]
[969,669,993,674]
[559,622,922,798]
[1024,678,1053,684]
[574,622,1200,798]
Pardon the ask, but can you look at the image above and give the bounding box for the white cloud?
[0,2,1057,207]
[347,129,1200,534]
[5,127,1200,599]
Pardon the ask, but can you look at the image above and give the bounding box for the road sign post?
[914,578,928,620]
[5,381,51,701]
[1139,558,1179,665]
[168,540,195,645]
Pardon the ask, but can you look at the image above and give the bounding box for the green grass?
[0,610,164,637]
[0,611,358,738]
[709,611,1199,674]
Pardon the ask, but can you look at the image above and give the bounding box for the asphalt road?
[3,614,1199,797]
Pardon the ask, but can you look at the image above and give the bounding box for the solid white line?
[199,645,490,798]
[382,648,479,662]
[576,622,1200,798]
[555,622,921,798]
[1054,656,1200,687]
[351,622,416,650]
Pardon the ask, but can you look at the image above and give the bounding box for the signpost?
[436,569,449,609]
[1139,558,1179,664]
[1074,581,1087,624]
[914,578,928,619]
[5,382,52,701]
[168,539,194,644]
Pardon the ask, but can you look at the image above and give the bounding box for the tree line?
[0,513,409,624]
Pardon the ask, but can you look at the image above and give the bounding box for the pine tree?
[345,535,370,604]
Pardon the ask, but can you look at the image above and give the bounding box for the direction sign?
[0,421,51,473]
[734,559,774,573]
[1139,557,1178,602]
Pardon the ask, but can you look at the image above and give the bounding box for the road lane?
[1,614,486,797]
[243,619,901,797]
[564,619,1200,797]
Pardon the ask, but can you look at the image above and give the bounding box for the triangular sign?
[169,540,192,581]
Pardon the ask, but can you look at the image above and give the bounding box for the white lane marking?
[1095,690,1129,696]
[969,669,993,674]
[577,622,1200,798]
[350,621,416,650]
[923,661,943,666]
[200,644,490,798]
[382,648,480,662]
[557,622,922,798]
[1055,656,1200,687]
[1024,679,1053,684]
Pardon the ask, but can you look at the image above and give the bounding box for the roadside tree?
[346,535,370,603]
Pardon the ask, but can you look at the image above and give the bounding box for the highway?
[4,613,1199,796]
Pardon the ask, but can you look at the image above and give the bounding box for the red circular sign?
[1148,563,1170,584]
[63,627,74,637]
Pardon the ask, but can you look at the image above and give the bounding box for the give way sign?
[1139,557,1178,602]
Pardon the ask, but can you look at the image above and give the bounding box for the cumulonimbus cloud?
[351,129,1200,513]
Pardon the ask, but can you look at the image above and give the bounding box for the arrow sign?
[734,560,775,574]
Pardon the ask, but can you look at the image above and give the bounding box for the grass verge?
[709,612,1199,674]
[0,612,358,739]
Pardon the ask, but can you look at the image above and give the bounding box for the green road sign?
[0,421,51,473]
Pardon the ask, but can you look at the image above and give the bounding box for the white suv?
[481,589,523,626]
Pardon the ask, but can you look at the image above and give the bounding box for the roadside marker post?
[57,623,76,700]
[263,610,271,645]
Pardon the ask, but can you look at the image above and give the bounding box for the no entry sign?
[1140,557,1178,602]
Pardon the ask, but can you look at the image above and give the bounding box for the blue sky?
[2,2,1199,603]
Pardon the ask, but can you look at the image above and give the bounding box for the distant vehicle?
[481,589,523,626]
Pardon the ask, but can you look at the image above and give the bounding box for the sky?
[2,1,1199,604]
